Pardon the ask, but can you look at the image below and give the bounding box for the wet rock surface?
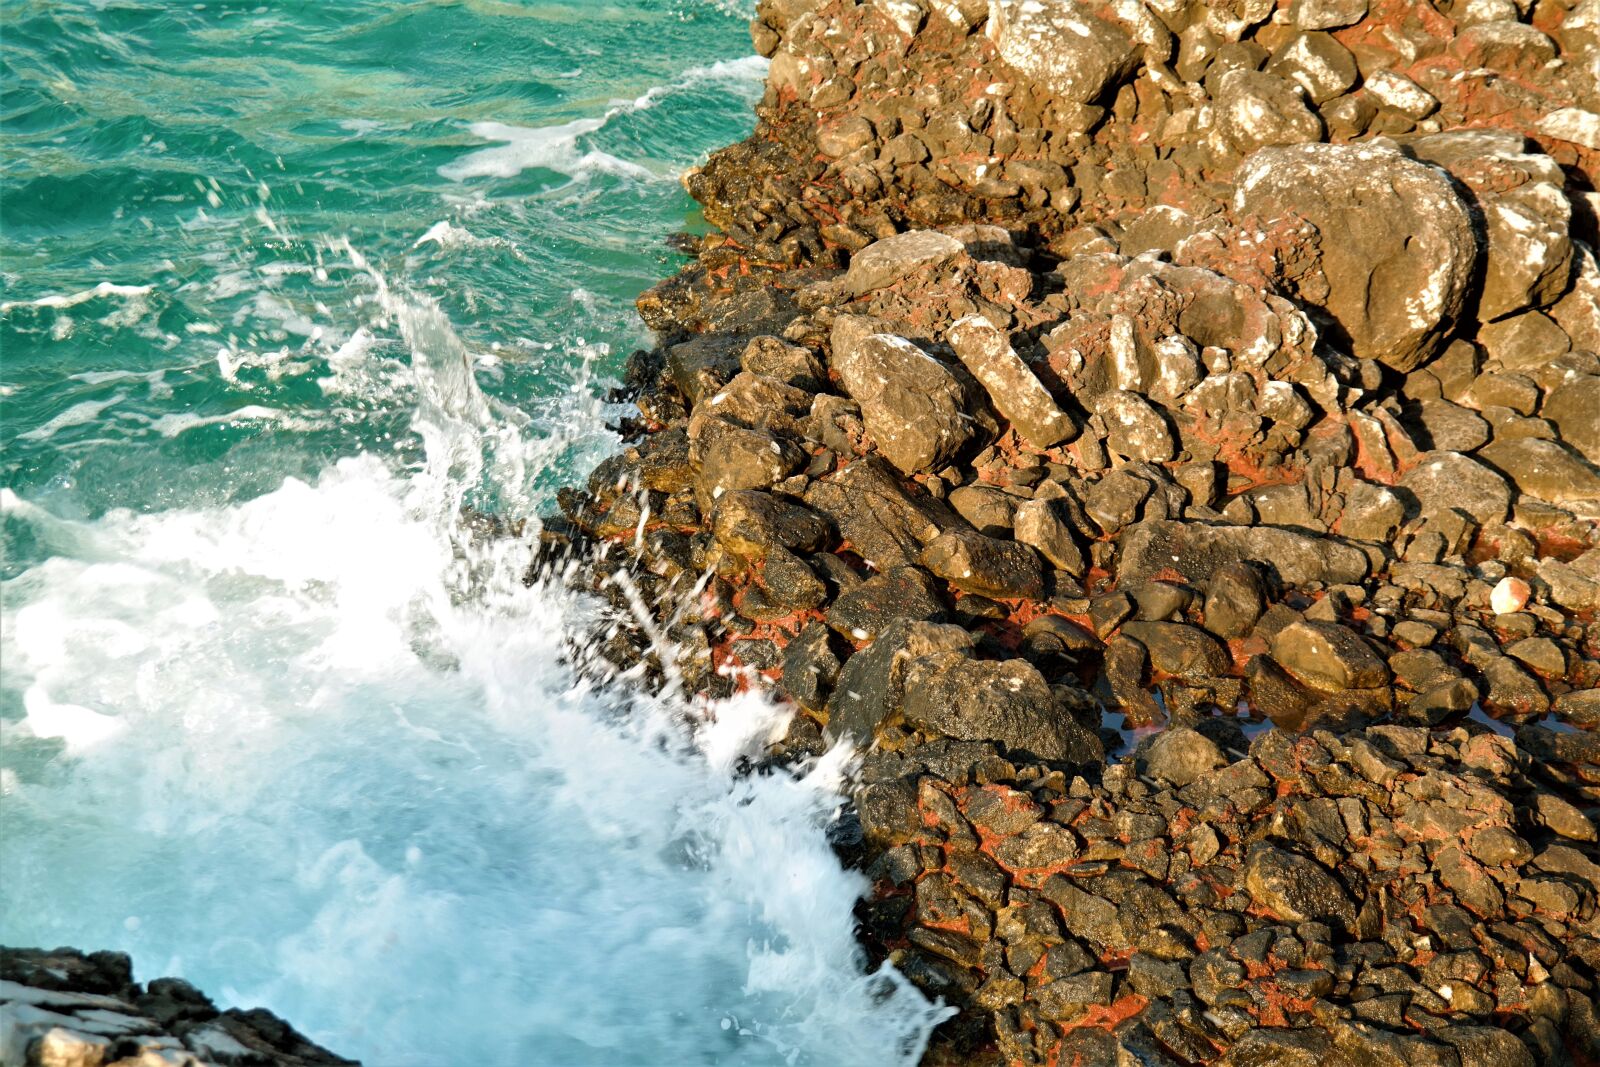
[434,0,1600,1061]
[0,947,353,1066]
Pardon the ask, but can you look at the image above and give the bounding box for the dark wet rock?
[825,619,975,744]
[1120,520,1368,587]
[829,323,971,475]
[1398,451,1513,524]
[1270,620,1390,692]
[946,485,1016,537]
[710,490,831,561]
[1203,561,1268,639]
[1234,142,1477,371]
[826,565,945,642]
[761,547,827,610]
[1121,621,1231,680]
[948,315,1076,448]
[689,415,805,496]
[900,654,1103,764]
[921,528,1045,601]
[666,334,744,406]
[1243,845,1357,928]
[802,458,944,572]
[780,621,844,714]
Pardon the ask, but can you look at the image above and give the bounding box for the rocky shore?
[541,0,1600,1064]
[7,1,1600,1065]
[0,948,351,1066]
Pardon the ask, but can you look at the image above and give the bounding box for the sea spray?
[1,258,951,1066]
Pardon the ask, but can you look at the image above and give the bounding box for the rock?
[921,528,1045,600]
[1438,1026,1536,1067]
[1213,69,1325,155]
[689,415,805,496]
[1490,575,1531,614]
[780,621,844,713]
[947,485,1016,536]
[1398,451,1512,523]
[666,335,744,405]
[843,231,965,295]
[1120,520,1369,586]
[1012,497,1087,575]
[1290,0,1367,28]
[762,547,828,610]
[1266,32,1358,104]
[803,458,945,571]
[986,0,1139,106]
[1203,561,1268,638]
[1219,1028,1330,1066]
[1401,399,1491,453]
[741,336,827,392]
[1093,390,1176,462]
[1535,791,1597,841]
[1479,438,1600,507]
[1234,142,1477,371]
[1121,621,1231,679]
[1543,375,1600,465]
[947,316,1076,448]
[1539,107,1600,151]
[1365,70,1439,119]
[825,620,976,743]
[1478,310,1572,372]
[900,653,1103,763]
[826,565,946,641]
[829,324,972,475]
[1406,130,1574,322]
[710,490,831,560]
[1270,620,1390,691]
[1138,726,1226,785]
[1337,479,1407,540]
[1243,844,1358,927]
[1085,469,1153,534]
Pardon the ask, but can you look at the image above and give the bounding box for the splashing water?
[0,1,951,1062]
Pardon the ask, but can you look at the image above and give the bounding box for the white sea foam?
[15,393,128,442]
[0,275,949,1066]
[0,281,154,313]
[439,54,767,184]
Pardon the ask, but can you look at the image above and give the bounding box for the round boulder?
[1235,142,1478,372]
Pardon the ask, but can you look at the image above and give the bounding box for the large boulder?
[921,527,1046,600]
[1234,143,1478,371]
[803,458,947,571]
[844,231,965,296]
[830,320,973,475]
[825,620,976,743]
[900,653,1103,763]
[1406,130,1574,322]
[1397,450,1512,523]
[986,0,1140,106]
[1213,70,1325,156]
[1479,438,1600,508]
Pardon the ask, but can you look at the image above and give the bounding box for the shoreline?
[546,0,1600,1063]
[7,0,1600,1063]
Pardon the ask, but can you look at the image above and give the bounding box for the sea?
[0,2,951,1062]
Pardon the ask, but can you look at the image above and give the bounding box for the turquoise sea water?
[1,3,948,1063]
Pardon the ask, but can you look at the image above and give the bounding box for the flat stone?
[1138,726,1226,786]
[1270,620,1391,691]
[1120,520,1369,586]
[948,315,1077,448]
[1479,438,1600,507]
[843,230,964,295]
[1398,451,1512,523]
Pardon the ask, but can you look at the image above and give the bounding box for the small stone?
[1490,576,1531,615]
[1138,726,1226,786]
